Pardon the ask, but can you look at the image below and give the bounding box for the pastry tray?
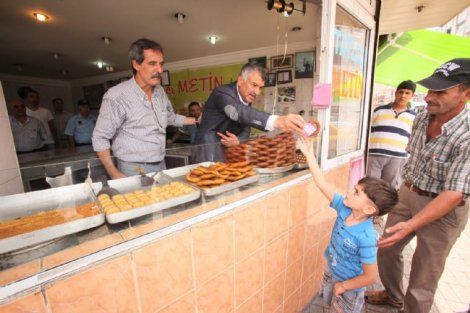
[160,162,260,196]
[254,164,295,174]
[0,183,104,254]
[103,174,200,224]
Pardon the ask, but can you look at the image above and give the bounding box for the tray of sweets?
[0,183,104,254]
[161,162,259,196]
[98,174,200,224]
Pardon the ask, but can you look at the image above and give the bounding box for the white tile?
[0,168,23,196]
[0,116,19,171]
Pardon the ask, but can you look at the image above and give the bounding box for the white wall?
[0,76,75,114]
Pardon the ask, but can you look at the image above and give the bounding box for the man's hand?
[217,131,239,147]
[377,221,414,248]
[333,282,347,296]
[274,114,305,136]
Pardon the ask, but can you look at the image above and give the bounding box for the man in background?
[367,80,417,189]
[52,97,73,148]
[167,101,202,144]
[65,99,96,147]
[8,98,47,153]
[18,86,57,149]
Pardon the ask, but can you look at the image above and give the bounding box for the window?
[328,7,369,158]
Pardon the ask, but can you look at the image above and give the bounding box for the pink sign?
[311,83,332,108]
[348,157,364,190]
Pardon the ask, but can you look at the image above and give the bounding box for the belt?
[118,159,162,165]
[404,181,466,206]
[404,182,438,198]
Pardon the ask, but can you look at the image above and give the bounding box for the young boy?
[298,138,398,313]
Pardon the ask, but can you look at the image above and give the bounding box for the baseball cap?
[417,58,470,91]
[77,99,90,106]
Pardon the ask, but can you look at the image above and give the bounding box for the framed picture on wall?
[271,54,294,69]
[295,51,315,79]
[265,72,276,87]
[161,70,170,87]
[248,56,267,68]
[276,69,292,84]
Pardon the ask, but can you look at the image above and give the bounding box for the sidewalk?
[303,216,470,313]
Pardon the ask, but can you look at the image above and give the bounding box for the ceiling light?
[102,37,111,45]
[61,69,68,75]
[209,35,218,45]
[33,13,49,22]
[15,64,23,71]
[174,13,186,24]
[106,66,114,72]
[97,61,103,69]
[52,52,60,60]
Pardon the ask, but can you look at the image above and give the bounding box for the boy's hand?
[298,137,316,162]
[333,282,347,296]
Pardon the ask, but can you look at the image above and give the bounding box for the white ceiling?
[0,0,467,81]
[379,0,470,35]
[0,0,318,80]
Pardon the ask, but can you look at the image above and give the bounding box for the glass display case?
[0,136,320,289]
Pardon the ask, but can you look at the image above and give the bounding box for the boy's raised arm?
[298,137,335,202]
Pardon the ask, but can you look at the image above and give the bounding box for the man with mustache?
[193,62,305,161]
[92,38,197,179]
[365,58,470,312]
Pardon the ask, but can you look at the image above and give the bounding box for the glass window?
[328,6,369,158]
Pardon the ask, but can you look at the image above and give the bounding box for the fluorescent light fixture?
[97,61,103,69]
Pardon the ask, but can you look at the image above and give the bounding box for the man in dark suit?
[193,62,305,161]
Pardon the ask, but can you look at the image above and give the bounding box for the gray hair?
[239,62,267,82]
[128,38,163,74]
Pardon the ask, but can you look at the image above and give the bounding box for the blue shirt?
[179,125,198,144]
[64,113,96,144]
[325,193,377,290]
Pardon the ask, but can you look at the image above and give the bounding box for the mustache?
[151,73,161,79]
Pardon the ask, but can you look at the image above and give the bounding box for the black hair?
[396,80,416,93]
[17,86,36,99]
[188,101,200,110]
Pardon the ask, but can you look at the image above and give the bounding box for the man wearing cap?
[64,99,96,147]
[365,58,470,312]
[367,80,417,189]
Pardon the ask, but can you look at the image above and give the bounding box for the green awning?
[374,30,470,90]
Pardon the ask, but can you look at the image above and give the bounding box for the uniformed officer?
[64,99,97,147]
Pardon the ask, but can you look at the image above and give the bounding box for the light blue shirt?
[64,113,96,144]
[179,124,198,144]
[325,193,377,291]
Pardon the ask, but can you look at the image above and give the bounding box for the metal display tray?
[103,175,200,224]
[160,162,260,197]
[254,164,295,174]
[0,183,104,254]
[294,162,308,170]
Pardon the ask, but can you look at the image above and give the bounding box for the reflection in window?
[329,7,369,158]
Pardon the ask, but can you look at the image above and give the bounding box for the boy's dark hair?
[396,80,416,93]
[358,177,398,216]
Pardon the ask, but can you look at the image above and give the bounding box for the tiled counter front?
[0,165,349,313]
